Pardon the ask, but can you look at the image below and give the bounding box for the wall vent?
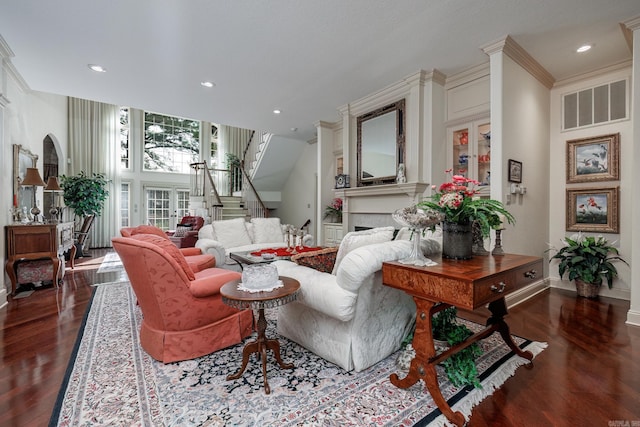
[562,79,627,131]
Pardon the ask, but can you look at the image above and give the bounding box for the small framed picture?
[508,159,522,183]
[566,133,619,184]
[566,187,619,233]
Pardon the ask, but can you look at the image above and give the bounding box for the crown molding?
[482,35,555,89]
[5,60,31,93]
[622,15,640,31]
[553,59,632,88]
[0,34,14,60]
[445,62,490,89]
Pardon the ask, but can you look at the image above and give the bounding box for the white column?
[624,16,640,326]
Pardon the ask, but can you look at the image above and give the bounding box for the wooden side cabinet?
[323,223,344,247]
[5,222,76,295]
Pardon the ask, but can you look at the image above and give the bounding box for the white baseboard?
[626,309,640,327]
[505,279,550,308]
[0,287,7,309]
[548,278,631,301]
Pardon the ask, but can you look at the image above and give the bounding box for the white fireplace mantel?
[334,182,431,232]
[336,182,429,199]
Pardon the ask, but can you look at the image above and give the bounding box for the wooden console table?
[382,253,543,426]
[5,222,76,295]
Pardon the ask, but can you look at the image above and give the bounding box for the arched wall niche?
[42,133,64,220]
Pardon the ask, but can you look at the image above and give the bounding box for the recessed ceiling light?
[88,64,107,73]
[273,109,281,114]
[200,81,215,88]
[576,44,592,53]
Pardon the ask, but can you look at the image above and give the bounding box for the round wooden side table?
[220,276,300,394]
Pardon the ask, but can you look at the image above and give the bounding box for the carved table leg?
[487,297,533,362]
[389,299,467,427]
[226,307,294,394]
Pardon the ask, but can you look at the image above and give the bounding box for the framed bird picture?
[566,133,619,184]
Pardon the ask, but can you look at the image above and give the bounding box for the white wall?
[279,141,317,236]
[1,74,68,298]
[493,54,551,260]
[549,65,632,300]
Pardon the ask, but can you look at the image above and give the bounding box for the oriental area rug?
[49,283,546,427]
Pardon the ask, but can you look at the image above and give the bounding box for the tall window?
[143,112,200,173]
[146,188,171,229]
[120,182,130,227]
[120,107,130,169]
[210,124,219,167]
[176,189,190,219]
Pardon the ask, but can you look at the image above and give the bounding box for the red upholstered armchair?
[166,216,205,248]
[112,234,254,363]
[120,225,215,272]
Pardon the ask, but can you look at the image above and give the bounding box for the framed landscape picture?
[566,187,619,233]
[566,133,619,183]
[508,159,522,183]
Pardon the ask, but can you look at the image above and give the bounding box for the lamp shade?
[45,176,62,191]
[21,168,46,187]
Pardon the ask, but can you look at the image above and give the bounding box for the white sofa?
[273,226,442,372]
[195,217,314,269]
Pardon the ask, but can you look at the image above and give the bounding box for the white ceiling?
[0,0,638,142]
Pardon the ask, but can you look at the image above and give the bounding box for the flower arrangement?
[323,197,343,222]
[418,169,515,237]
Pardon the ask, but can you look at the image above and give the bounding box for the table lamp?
[45,176,63,222]
[21,167,46,222]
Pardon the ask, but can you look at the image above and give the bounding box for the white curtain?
[68,98,119,248]
[218,125,253,166]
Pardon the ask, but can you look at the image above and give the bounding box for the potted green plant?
[548,233,628,298]
[396,307,483,389]
[432,307,483,388]
[60,171,110,257]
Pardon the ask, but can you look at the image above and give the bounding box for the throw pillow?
[291,247,338,273]
[130,234,196,281]
[173,224,192,237]
[212,217,252,248]
[331,226,395,275]
[251,217,284,243]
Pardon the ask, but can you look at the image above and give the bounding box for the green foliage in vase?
[432,307,483,389]
[547,233,627,288]
[60,171,110,217]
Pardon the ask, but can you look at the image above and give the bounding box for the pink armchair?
[112,234,254,363]
[166,215,205,248]
[120,225,215,272]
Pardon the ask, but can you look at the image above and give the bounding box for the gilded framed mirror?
[13,144,38,211]
[356,99,405,187]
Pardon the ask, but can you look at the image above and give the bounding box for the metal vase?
[442,221,473,260]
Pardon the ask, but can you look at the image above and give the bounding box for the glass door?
[144,187,190,230]
[449,119,491,195]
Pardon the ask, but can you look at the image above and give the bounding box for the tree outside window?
[120,107,130,169]
[143,112,200,173]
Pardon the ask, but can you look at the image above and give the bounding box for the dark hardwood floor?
[1,249,639,426]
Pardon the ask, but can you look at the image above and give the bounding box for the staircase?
[219,196,249,220]
[190,130,309,222]
[244,134,308,209]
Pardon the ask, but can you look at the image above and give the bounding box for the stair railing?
[240,160,269,218]
[190,161,224,221]
[242,131,271,179]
